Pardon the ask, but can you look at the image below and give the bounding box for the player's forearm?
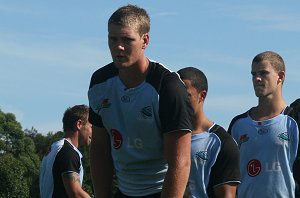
[213,183,238,198]
[90,144,113,197]
[162,131,191,197]
[161,158,190,197]
[63,172,91,198]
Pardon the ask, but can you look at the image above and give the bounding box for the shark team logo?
[278,132,289,141]
[195,151,208,161]
[111,129,123,149]
[247,159,261,177]
[140,106,152,119]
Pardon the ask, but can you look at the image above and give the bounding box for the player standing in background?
[228,51,300,197]
[178,67,240,198]
[39,104,92,198]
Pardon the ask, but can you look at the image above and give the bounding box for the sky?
[1,1,300,134]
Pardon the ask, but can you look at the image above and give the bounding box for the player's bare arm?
[213,183,238,198]
[162,130,191,198]
[63,172,81,184]
[90,125,113,198]
[62,172,91,198]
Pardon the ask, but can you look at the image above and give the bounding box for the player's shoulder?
[285,99,300,128]
[147,61,177,82]
[230,111,248,124]
[285,99,300,117]
[228,111,249,133]
[92,62,117,76]
[210,124,226,134]
[209,124,239,159]
[211,124,236,142]
[56,140,79,159]
[147,60,185,92]
[148,60,171,74]
[90,63,118,86]
[291,98,300,108]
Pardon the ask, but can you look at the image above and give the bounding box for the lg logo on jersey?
[111,129,123,149]
[247,159,261,177]
[127,138,143,149]
[247,159,281,177]
[111,129,144,149]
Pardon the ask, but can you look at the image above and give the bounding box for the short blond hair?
[108,4,150,36]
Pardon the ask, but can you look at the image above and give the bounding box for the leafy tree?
[79,145,94,195]
[0,110,24,156]
[0,109,40,197]
[21,136,41,197]
[0,154,29,197]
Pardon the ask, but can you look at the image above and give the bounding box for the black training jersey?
[39,139,83,198]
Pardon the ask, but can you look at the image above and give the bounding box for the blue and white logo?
[140,106,152,119]
[278,132,289,141]
[195,151,208,161]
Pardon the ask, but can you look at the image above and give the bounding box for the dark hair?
[62,104,89,132]
[252,51,285,72]
[177,67,208,93]
[108,4,150,36]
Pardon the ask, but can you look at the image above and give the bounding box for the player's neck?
[251,96,286,121]
[119,57,149,89]
[65,135,79,148]
[192,113,213,134]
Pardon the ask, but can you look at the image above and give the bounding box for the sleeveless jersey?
[228,111,299,198]
[188,124,240,198]
[39,139,83,198]
[88,61,193,196]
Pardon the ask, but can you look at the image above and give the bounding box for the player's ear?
[76,119,83,130]
[199,90,207,102]
[278,70,285,84]
[142,33,149,49]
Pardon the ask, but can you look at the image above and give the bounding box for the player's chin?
[254,92,266,98]
[113,59,131,68]
[254,88,263,95]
